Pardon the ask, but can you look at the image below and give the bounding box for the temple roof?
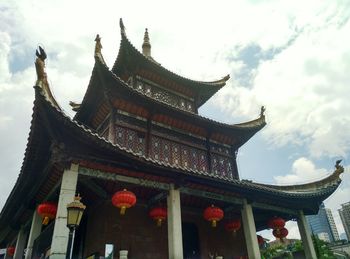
[0,69,343,244]
[111,19,230,108]
[75,55,266,148]
[40,84,343,202]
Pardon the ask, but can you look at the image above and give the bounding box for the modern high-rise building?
[326,207,340,241]
[306,203,339,242]
[339,202,350,240]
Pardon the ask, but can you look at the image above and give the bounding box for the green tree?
[312,235,336,259]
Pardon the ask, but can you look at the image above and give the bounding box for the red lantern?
[7,246,15,257]
[149,207,167,226]
[112,189,136,215]
[37,202,57,225]
[225,219,241,233]
[273,227,288,239]
[257,235,264,246]
[267,217,285,230]
[203,205,224,227]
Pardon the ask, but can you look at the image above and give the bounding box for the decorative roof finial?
[260,106,266,117]
[120,18,125,35]
[94,34,106,65]
[34,46,61,109]
[35,46,48,85]
[142,28,151,57]
[95,34,102,56]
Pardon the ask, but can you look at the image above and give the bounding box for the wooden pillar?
[297,210,317,259]
[13,227,28,259]
[49,164,79,259]
[24,210,42,259]
[167,185,183,259]
[241,199,260,259]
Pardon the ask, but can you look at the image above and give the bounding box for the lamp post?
[66,195,86,259]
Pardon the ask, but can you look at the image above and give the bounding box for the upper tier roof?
[111,19,230,108]
[75,56,266,148]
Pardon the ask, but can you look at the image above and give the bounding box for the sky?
[1,0,349,241]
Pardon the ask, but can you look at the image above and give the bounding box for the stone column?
[241,199,260,259]
[14,227,28,259]
[25,210,42,259]
[50,164,79,259]
[297,210,317,259]
[167,185,183,259]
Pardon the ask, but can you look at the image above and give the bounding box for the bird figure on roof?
[36,46,47,61]
[260,106,266,117]
[335,159,342,169]
[35,46,47,82]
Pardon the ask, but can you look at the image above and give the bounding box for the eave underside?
[0,85,341,245]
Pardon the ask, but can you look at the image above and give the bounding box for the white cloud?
[0,0,350,232]
[274,157,328,184]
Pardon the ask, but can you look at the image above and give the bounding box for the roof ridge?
[112,23,230,87]
[97,58,266,132]
[35,84,341,199]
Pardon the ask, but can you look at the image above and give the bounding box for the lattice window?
[181,146,190,168]
[151,137,161,160]
[199,151,208,172]
[211,155,220,176]
[125,129,137,151]
[115,126,126,146]
[162,139,171,163]
[172,143,181,165]
[190,148,199,170]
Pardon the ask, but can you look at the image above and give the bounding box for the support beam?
[13,228,28,259]
[80,178,108,199]
[148,192,167,207]
[50,164,79,259]
[297,210,317,259]
[167,185,183,259]
[180,187,243,205]
[78,166,170,190]
[241,199,260,259]
[251,202,298,216]
[25,210,42,259]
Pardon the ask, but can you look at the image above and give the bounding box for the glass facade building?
[306,203,339,243]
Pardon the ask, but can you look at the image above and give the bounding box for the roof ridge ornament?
[94,34,106,65]
[335,159,344,174]
[34,46,61,110]
[142,28,151,57]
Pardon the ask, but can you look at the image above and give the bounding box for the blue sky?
[1,0,349,240]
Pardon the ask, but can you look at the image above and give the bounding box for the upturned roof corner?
[34,46,61,110]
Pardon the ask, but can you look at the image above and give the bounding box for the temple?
[0,19,344,259]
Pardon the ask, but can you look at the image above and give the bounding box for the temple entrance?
[182,222,200,259]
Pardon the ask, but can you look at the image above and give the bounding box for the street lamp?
[66,195,86,259]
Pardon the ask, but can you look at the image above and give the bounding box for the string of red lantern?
[149,207,167,227]
[112,189,136,215]
[203,205,224,227]
[225,219,241,234]
[7,246,15,257]
[37,202,57,225]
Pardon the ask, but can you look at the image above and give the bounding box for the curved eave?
[112,31,229,106]
[37,86,338,207]
[73,60,105,126]
[100,59,265,146]
[252,167,344,194]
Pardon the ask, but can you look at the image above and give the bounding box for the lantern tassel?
[157,218,162,227]
[120,206,126,215]
[42,216,49,225]
[212,220,217,227]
